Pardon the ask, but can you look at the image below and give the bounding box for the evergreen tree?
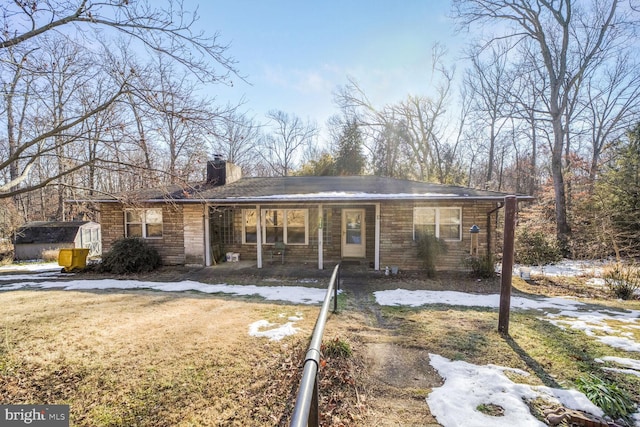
[596,123,640,258]
[334,119,366,175]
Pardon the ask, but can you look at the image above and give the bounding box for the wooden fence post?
[498,196,517,335]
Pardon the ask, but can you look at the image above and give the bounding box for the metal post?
[333,265,340,313]
[309,374,319,427]
[498,196,517,335]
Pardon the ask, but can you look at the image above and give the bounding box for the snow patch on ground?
[0,272,68,281]
[248,318,301,341]
[595,356,640,378]
[514,259,611,278]
[374,289,585,311]
[0,262,60,273]
[374,289,640,353]
[376,283,640,424]
[545,308,640,353]
[0,279,331,304]
[427,354,603,427]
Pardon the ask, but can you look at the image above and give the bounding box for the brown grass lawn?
[1,271,640,426]
[0,290,326,426]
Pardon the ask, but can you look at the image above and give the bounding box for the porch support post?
[318,204,323,270]
[204,204,211,266]
[374,203,380,271]
[256,205,263,268]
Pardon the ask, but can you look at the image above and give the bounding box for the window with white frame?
[413,207,461,241]
[125,208,163,238]
[242,209,308,245]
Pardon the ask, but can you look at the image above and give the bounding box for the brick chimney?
[206,155,242,186]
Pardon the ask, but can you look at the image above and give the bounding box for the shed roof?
[14,221,96,244]
[91,176,532,204]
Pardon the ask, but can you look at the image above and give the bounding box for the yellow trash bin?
[58,248,90,272]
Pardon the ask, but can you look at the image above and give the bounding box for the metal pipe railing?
[290,263,341,427]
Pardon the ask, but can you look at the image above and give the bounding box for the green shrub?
[100,238,162,274]
[465,253,497,279]
[416,233,447,278]
[322,338,352,358]
[515,229,562,265]
[576,373,636,423]
[603,263,640,300]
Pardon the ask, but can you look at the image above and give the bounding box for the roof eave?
[88,194,535,204]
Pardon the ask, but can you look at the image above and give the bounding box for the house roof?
[93,176,533,204]
[14,221,96,244]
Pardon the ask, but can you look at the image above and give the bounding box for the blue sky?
[189,1,464,143]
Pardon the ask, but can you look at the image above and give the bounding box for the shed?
[13,221,102,260]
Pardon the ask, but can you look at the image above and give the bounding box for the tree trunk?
[551,126,571,254]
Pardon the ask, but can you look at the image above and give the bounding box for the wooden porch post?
[256,205,263,269]
[204,204,211,266]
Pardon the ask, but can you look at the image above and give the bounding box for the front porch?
[207,203,381,270]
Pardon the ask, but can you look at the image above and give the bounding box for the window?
[125,208,163,238]
[414,207,461,241]
[286,210,306,244]
[242,209,308,245]
[243,210,257,243]
[210,207,235,245]
[263,209,284,243]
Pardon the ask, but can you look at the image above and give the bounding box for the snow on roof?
[84,175,526,203]
[225,191,461,200]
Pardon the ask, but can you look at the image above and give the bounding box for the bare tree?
[210,111,262,176]
[464,42,514,189]
[506,46,549,196]
[0,1,237,82]
[335,46,464,184]
[0,0,238,198]
[259,110,317,176]
[129,56,229,184]
[0,34,122,199]
[582,52,640,183]
[1,44,35,194]
[370,120,414,179]
[453,0,638,252]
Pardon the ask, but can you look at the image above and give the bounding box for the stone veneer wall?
[101,200,500,270]
[100,202,186,265]
[378,200,498,271]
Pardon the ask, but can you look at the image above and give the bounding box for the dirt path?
[339,273,443,426]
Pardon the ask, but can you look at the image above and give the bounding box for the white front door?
[342,209,366,258]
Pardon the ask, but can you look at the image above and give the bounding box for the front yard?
[0,261,639,426]
[0,289,322,426]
